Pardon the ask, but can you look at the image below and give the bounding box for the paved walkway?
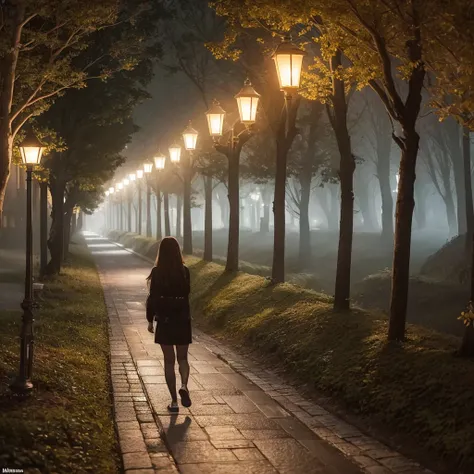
[85,233,434,474]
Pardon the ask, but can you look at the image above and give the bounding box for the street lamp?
[235,79,260,125]
[206,100,226,137]
[150,155,166,240]
[182,122,198,151]
[143,160,153,174]
[270,36,306,283]
[181,123,198,254]
[169,144,182,164]
[10,130,46,394]
[136,169,144,179]
[129,173,136,182]
[154,154,166,171]
[272,36,306,93]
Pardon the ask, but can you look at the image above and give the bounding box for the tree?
[286,101,332,268]
[0,0,120,219]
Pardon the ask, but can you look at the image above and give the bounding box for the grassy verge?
[185,258,474,472]
[0,238,119,474]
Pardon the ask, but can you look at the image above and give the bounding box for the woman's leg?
[160,345,177,402]
[176,344,190,389]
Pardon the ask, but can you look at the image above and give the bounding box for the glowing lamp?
[117,183,123,190]
[235,79,260,124]
[136,169,144,179]
[105,190,109,197]
[206,100,226,136]
[143,161,153,174]
[182,122,198,151]
[129,173,136,182]
[154,155,166,171]
[19,130,46,166]
[109,187,115,194]
[123,178,130,186]
[169,144,182,163]
[272,37,306,92]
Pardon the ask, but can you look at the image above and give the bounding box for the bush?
[186,257,474,472]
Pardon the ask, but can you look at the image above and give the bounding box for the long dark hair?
[147,237,186,289]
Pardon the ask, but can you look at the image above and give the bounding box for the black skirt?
[155,314,192,345]
[154,297,192,345]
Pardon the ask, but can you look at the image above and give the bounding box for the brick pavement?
[86,233,435,474]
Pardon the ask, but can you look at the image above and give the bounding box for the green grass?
[185,257,474,472]
[0,238,120,474]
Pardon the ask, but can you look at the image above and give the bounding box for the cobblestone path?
[86,233,434,474]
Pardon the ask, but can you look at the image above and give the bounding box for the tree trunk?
[356,180,377,231]
[183,165,192,254]
[448,121,466,235]
[40,182,48,276]
[176,194,182,240]
[77,211,83,231]
[146,183,152,237]
[127,192,132,232]
[388,131,419,341]
[271,96,300,283]
[155,191,162,241]
[0,3,24,218]
[329,50,354,311]
[464,127,474,246]
[333,131,354,311]
[137,183,142,235]
[204,175,213,261]
[164,192,171,236]
[45,180,66,275]
[298,173,311,269]
[226,147,241,272]
[459,129,474,357]
[63,207,73,261]
[378,168,394,243]
[71,211,77,236]
[443,193,457,238]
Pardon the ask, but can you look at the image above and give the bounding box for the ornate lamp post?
[205,80,260,272]
[270,36,305,283]
[181,122,198,255]
[153,155,166,241]
[143,160,153,238]
[10,130,46,394]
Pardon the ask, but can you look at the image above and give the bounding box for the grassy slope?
[0,239,119,474]
[186,257,474,472]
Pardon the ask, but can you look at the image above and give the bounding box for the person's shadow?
[166,415,192,445]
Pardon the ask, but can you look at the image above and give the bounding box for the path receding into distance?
[85,232,434,474]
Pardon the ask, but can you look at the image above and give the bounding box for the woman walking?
[146,237,192,413]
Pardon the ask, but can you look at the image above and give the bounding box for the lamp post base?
[10,377,33,394]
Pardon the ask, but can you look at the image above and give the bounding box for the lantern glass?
[182,123,198,151]
[143,161,153,173]
[123,178,130,186]
[109,186,115,194]
[19,131,46,166]
[154,155,166,170]
[206,101,225,136]
[136,169,144,179]
[117,183,123,190]
[272,40,306,91]
[235,80,260,125]
[169,144,182,163]
[105,190,109,197]
[129,173,136,181]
